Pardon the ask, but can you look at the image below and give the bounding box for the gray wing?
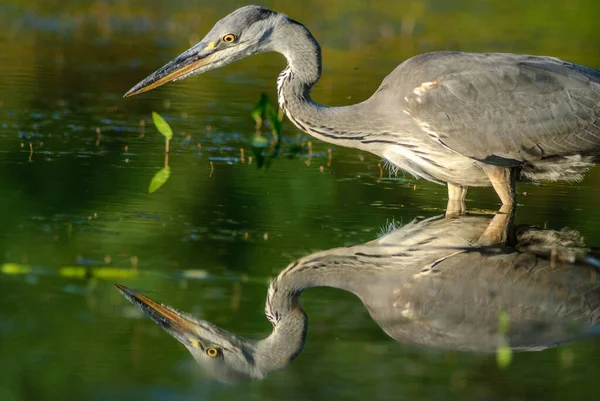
[384,251,600,351]
[390,52,600,164]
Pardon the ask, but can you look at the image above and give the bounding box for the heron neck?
[273,19,372,147]
[254,254,372,375]
[255,287,307,375]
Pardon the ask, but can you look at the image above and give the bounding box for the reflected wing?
[400,54,600,164]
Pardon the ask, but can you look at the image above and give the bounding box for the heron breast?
[383,144,488,186]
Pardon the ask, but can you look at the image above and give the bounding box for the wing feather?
[392,53,600,164]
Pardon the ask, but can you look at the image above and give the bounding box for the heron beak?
[115,284,200,344]
[123,43,217,98]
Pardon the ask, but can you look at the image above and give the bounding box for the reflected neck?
[254,253,372,375]
[255,287,307,375]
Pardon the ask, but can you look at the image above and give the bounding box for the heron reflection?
[116,215,599,382]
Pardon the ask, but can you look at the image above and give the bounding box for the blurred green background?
[1,1,600,400]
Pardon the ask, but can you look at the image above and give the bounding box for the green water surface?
[1,1,600,400]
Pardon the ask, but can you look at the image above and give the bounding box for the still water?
[1,0,600,400]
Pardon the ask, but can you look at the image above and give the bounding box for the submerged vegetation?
[250,93,283,169]
[496,311,513,369]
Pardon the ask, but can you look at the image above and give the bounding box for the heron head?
[124,5,282,97]
[115,284,264,382]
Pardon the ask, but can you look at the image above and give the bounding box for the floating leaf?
[93,267,139,279]
[148,166,171,194]
[1,263,31,275]
[59,266,88,278]
[152,111,173,140]
[496,342,513,369]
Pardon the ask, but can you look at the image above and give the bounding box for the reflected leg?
[446,183,468,217]
[474,204,516,246]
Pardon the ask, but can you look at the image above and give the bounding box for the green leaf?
[93,267,139,279]
[496,343,513,369]
[266,104,282,138]
[59,266,87,278]
[1,263,31,275]
[152,111,173,140]
[148,166,171,194]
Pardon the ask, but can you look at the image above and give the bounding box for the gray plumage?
[116,215,600,382]
[125,5,600,205]
[393,53,600,182]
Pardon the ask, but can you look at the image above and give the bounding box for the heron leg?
[483,166,517,206]
[446,183,468,217]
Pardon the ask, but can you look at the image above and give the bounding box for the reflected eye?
[222,34,236,43]
[206,347,220,358]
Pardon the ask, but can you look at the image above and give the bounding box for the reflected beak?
[124,44,217,97]
[115,284,199,343]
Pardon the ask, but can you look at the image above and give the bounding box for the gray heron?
[125,5,600,209]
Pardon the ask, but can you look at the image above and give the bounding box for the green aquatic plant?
[1,263,31,275]
[1,262,209,282]
[496,311,512,369]
[148,112,173,194]
[251,93,282,139]
[152,111,173,143]
[148,165,171,194]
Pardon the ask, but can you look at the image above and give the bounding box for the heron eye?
[222,34,236,43]
[206,347,220,358]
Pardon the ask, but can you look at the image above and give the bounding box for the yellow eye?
[206,347,220,358]
[222,34,236,43]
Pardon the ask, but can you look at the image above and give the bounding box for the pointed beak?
[124,42,217,98]
[115,284,199,343]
